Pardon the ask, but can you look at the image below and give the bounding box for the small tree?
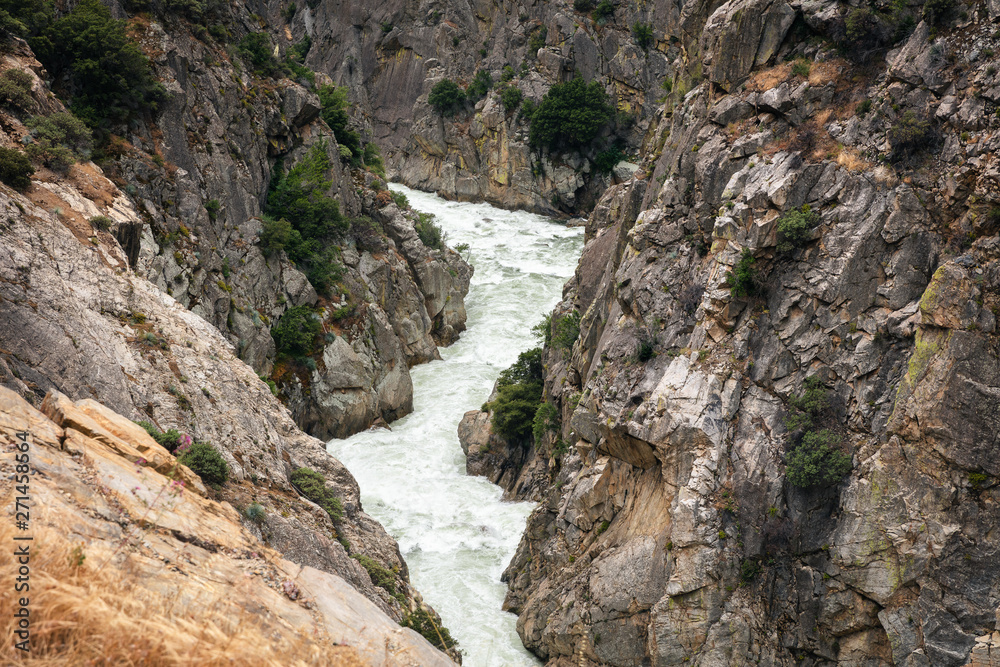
[785,430,852,488]
[271,305,321,356]
[465,69,493,102]
[0,146,33,190]
[776,205,819,254]
[499,85,523,112]
[726,249,761,298]
[428,79,466,116]
[529,75,613,150]
[631,22,653,51]
[25,111,92,170]
[178,441,230,486]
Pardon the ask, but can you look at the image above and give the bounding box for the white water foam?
[328,185,582,666]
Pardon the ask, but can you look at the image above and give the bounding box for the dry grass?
[745,62,793,92]
[808,61,842,87]
[836,147,874,173]
[0,522,364,666]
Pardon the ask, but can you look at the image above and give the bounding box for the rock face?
[0,155,457,655]
[483,3,1000,666]
[294,0,712,215]
[0,386,454,666]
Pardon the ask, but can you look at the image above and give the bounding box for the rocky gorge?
[1,0,1000,663]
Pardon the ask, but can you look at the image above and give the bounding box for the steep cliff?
[458,0,1000,664]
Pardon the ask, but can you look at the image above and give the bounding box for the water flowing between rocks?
[328,184,583,666]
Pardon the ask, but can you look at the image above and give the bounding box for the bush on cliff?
[26,0,165,128]
[290,467,344,523]
[271,305,321,357]
[318,84,361,164]
[486,348,544,446]
[0,146,34,190]
[178,441,230,486]
[25,112,93,171]
[428,79,466,116]
[465,69,493,102]
[403,607,459,653]
[783,376,852,488]
[776,204,819,254]
[529,75,613,151]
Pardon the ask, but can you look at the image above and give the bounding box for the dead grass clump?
[836,147,874,173]
[0,522,363,666]
[808,61,842,87]
[745,62,793,92]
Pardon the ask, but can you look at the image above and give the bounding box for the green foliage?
[428,79,466,116]
[499,85,523,112]
[290,467,344,523]
[27,0,165,128]
[259,216,291,255]
[923,0,954,26]
[855,99,872,116]
[25,110,92,171]
[238,32,281,77]
[179,441,230,486]
[414,211,445,249]
[489,348,544,446]
[402,608,458,652]
[776,204,819,254]
[532,313,552,346]
[287,33,311,63]
[0,146,33,190]
[136,421,183,453]
[593,147,624,174]
[785,376,830,431]
[785,429,852,488]
[501,64,515,81]
[271,305,321,356]
[551,310,581,350]
[0,69,33,111]
[362,142,385,176]
[889,111,933,163]
[631,21,653,50]
[573,0,595,10]
[318,85,361,163]
[726,249,760,298]
[353,554,396,593]
[528,25,547,53]
[390,190,409,209]
[205,198,220,220]
[592,0,615,22]
[532,402,560,444]
[520,97,537,121]
[740,558,761,584]
[529,75,613,150]
[466,69,493,102]
[244,503,266,523]
[637,336,655,362]
[791,58,811,78]
[89,215,113,231]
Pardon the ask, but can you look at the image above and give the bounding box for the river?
[327,184,583,666]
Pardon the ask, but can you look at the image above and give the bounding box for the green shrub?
[290,467,344,523]
[551,310,581,350]
[593,147,624,174]
[0,146,33,190]
[25,112,92,170]
[528,25,547,53]
[89,215,113,231]
[501,64,515,82]
[0,69,33,110]
[466,69,493,102]
[259,216,292,255]
[362,142,385,176]
[844,7,884,52]
[179,441,230,486]
[414,211,445,249]
[726,249,760,298]
[238,32,280,77]
[637,336,655,362]
[776,204,819,254]
[529,75,613,150]
[592,0,615,22]
[520,98,537,121]
[428,79,466,116]
[318,85,361,163]
[923,0,954,26]
[244,503,266,523]
[136,421,184,453]
[402,608,458,652]
[488,348,544,446]
[573,0,595,10]
[500,85,523,112]
[532,402,560,444]
[390,190,409,209]
[855,99,872,116]
[271,305,321,356]
[785,429,852,488]
[631,22,653,50]
[27,0,165,128]
[889,111,933,163]
[791,58,811,78]
[353,554,396,593]
[205,198,220,220]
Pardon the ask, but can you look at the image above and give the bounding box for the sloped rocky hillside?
[458,0,1000,665]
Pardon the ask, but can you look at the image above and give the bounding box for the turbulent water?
[327,185,583,666]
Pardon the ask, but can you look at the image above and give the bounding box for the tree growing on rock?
[428,79,466,116]
[528,75,613,151]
